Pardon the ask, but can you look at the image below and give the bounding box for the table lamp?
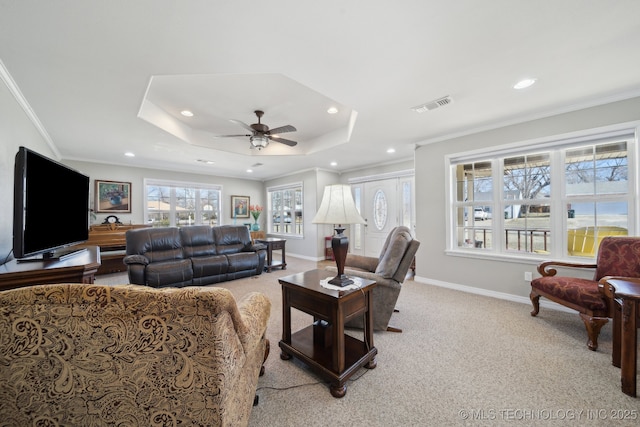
[312,184,365,286]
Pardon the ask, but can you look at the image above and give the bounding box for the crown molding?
[0,59,60,159]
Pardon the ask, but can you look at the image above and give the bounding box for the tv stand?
[0,246,101,292]
[17,247,88,263]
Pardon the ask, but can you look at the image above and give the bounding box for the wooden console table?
[278,269,377,397]
[255,237,286,272]
[0,246,101,292]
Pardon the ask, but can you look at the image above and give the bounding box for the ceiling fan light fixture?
[250,135,269,149]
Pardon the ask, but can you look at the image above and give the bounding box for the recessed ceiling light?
[246,169,253,173]
[327,107,338,114]
[330,161,337,166]
[181,110,194,117]
[124,152,135,157]
[387,148,396,154]
[513,78,536,90]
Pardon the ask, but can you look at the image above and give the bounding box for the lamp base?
[329,227,353,287]
[328,274,354,287]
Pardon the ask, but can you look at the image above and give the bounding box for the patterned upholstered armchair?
[0,283,270,427]
[530,236,640,351]
[327,226,420,332]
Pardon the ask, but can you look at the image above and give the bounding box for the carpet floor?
[97,256,639,426]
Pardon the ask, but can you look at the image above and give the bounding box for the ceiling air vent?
[251,162,263,167]
[411,95,453,113]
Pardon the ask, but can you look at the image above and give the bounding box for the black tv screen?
[13,146,90,260]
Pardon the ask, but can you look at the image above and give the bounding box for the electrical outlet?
[524,271,533,281]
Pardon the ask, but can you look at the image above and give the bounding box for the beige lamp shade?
[312,184,365,225]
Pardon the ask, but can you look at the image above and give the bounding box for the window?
[145,179,221,227]
[268,183,303,236]
[448,127,636,258]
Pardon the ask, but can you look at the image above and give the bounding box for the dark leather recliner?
[124,225,266,288]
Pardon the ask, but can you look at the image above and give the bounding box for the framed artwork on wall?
[231,195,250,218]
[95,180,131,213]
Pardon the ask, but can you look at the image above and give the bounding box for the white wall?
[0,78,58,259]
[414,96,640,300]
[263,168,337,260]
[65,160,264,227]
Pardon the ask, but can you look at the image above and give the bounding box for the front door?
[350,174,414,258]
[362,179,398,257]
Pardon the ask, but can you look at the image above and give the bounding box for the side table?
[602,278,640,397]
[278,269,377,398]
[255,237,286,272]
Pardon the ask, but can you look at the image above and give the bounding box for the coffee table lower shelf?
[279,325,377,398]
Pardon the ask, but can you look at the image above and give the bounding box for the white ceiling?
[1,1,640,180]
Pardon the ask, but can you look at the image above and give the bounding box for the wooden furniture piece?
[250,230,266,242]
[599,277,640,397]
[530,236,640,350]
[0,246,101,292]
[278,269,377,398]
[567,226,628,256]
[76,223,149,275]
[255,237,286,272]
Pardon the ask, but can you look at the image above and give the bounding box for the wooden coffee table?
[278,269,377,398]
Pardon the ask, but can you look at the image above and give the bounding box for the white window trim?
[144,178,222,227]
[267,181,304,238]
[445,122,639,262]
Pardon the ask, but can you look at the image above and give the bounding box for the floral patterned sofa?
[0,283,270,427]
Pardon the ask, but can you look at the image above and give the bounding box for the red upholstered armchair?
[530,236,640,351]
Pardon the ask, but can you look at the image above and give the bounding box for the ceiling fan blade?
[229,119,254,133]
[213,134,252,138]
[267,125,297,135]
[269,135,297,147]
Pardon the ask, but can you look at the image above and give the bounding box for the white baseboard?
[413,275,576,314]
[286,253,326,262]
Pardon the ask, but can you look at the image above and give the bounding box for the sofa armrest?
[244,243,266,252]
[537,260,597,277]
[236,292,271,352]
[344,254,378,272]
[123,254,150,265]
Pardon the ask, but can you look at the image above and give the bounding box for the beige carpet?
[97,257,639,427]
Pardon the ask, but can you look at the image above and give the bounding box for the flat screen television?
[13,146,90,261]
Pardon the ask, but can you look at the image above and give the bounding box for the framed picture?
[95,180,131,213]
[231,195,250,218]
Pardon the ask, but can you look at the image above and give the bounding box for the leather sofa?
[124,225,267,288]
[0,283,271,426]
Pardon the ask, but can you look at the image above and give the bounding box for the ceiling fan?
[215,110,298,150]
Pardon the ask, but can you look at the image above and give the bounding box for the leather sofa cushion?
[126,227,183,263]
[214,226,252,254]
[192,255,228,278]
[180,226,217,257]
[145,259,193,287]
[227,252,258,273]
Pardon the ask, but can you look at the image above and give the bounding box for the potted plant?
[250,205,263,231]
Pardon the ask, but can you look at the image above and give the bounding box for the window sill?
[446,248,597,265]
